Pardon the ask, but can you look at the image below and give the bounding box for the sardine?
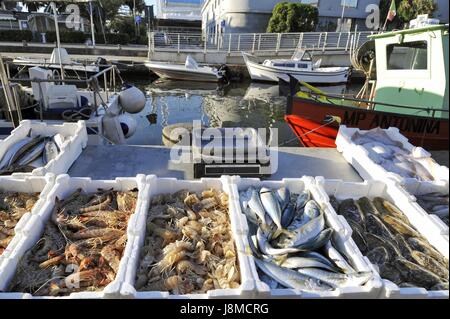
[275,187,290,210]
[297,268,373,288]
[297,251,338,270]
[281,256,340,273]
[260,187,282,229]
[324,241,355,274]
[246,187,267,225]
[294,228,333,251]
[280,203,295,229]
[256,228,300,256]
[254,258,333,291]
[283,212,325,249]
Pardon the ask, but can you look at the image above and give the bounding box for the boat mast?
[50,1,65,80]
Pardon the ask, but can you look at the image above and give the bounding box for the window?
[386,41,428,70]
[341,0,358,8]
[298,63,309,69]
[284,64,295,68]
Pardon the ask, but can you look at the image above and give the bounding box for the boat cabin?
[370,24,449,119]
[262,50,320,71]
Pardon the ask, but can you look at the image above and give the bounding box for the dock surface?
[68,145,363,181]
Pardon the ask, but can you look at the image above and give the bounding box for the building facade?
[202,0,383,35]
[156,0,204,21]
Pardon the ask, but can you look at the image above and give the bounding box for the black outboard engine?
[95,57,108,70]
[218,64,230,84]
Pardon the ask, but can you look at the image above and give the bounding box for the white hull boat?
[242,51,350,84]
[145,56,225,83]
[1,66,146,146]
[12,48,100,74]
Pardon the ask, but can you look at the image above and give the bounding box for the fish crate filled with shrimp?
[0,174,148,299]
[228,176,383,299]
[335,126,449,193]
[0,174,55,269]
[0,120,88,177]
[315,177,449,299]
[120,176,257,299]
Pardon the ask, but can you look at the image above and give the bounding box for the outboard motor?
[218,64,230,83]
[95,57,108,70]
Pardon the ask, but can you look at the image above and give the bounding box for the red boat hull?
[286,97,449,150]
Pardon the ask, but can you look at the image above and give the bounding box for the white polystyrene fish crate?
[315,177,449,299]
[335,126,449,193]
[227,176,383,299]
[120,175,258,299]
[0,174,55,264]
[0,174,147,299]
[400,183,449,237]
[0,120,88,178]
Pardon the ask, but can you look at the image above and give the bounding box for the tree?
[397,0,436,23]
[267,2,318,33]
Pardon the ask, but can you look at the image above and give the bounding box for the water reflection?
[125,78,361,147]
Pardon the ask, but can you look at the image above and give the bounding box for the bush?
[95,33,130,45]
[46,31,87,44]
[0,30,33,42]
[267,2,319,33]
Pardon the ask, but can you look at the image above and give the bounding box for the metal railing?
[148,29,377,54]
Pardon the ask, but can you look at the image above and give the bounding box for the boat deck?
[68,146,363,181]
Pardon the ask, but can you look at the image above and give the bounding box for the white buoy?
[119,84,146,114]
[118,114,137,138]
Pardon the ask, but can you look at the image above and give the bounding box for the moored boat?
[285,23,449,151]
[242,50,350,84]
[145,55,226,83]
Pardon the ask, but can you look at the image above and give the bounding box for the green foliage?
[108,16,147,43]
[267,2,318,33]
[97,33,131,45]
[397,0,436,23]
[0,30,33,42]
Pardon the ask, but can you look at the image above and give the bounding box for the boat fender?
[118,114,137,138]
[119,84,146,114]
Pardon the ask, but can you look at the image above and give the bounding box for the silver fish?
[324,241,355,274]
[297,268,373,288]
[283,212,325,249]
[281,203,296,228]
[43,137,60,164]
[294,228,333,251]
[281,256,340,273]
[0,137,34,170]
[254,258,333,291]
[8,135,43,167]
[275,187,290,210]
[256,228,301,256]
[246,187,267,225]
[17,139,46,167]
[297,251,338,269]
[296,190,311,210]
[260,187,282,229]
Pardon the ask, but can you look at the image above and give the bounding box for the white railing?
[148,30,377,54]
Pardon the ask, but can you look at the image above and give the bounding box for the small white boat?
[145,56,225,83]
[13,48,101,74]
[242,50,350,84]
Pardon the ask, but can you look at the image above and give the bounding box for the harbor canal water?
[123,76,363,147]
